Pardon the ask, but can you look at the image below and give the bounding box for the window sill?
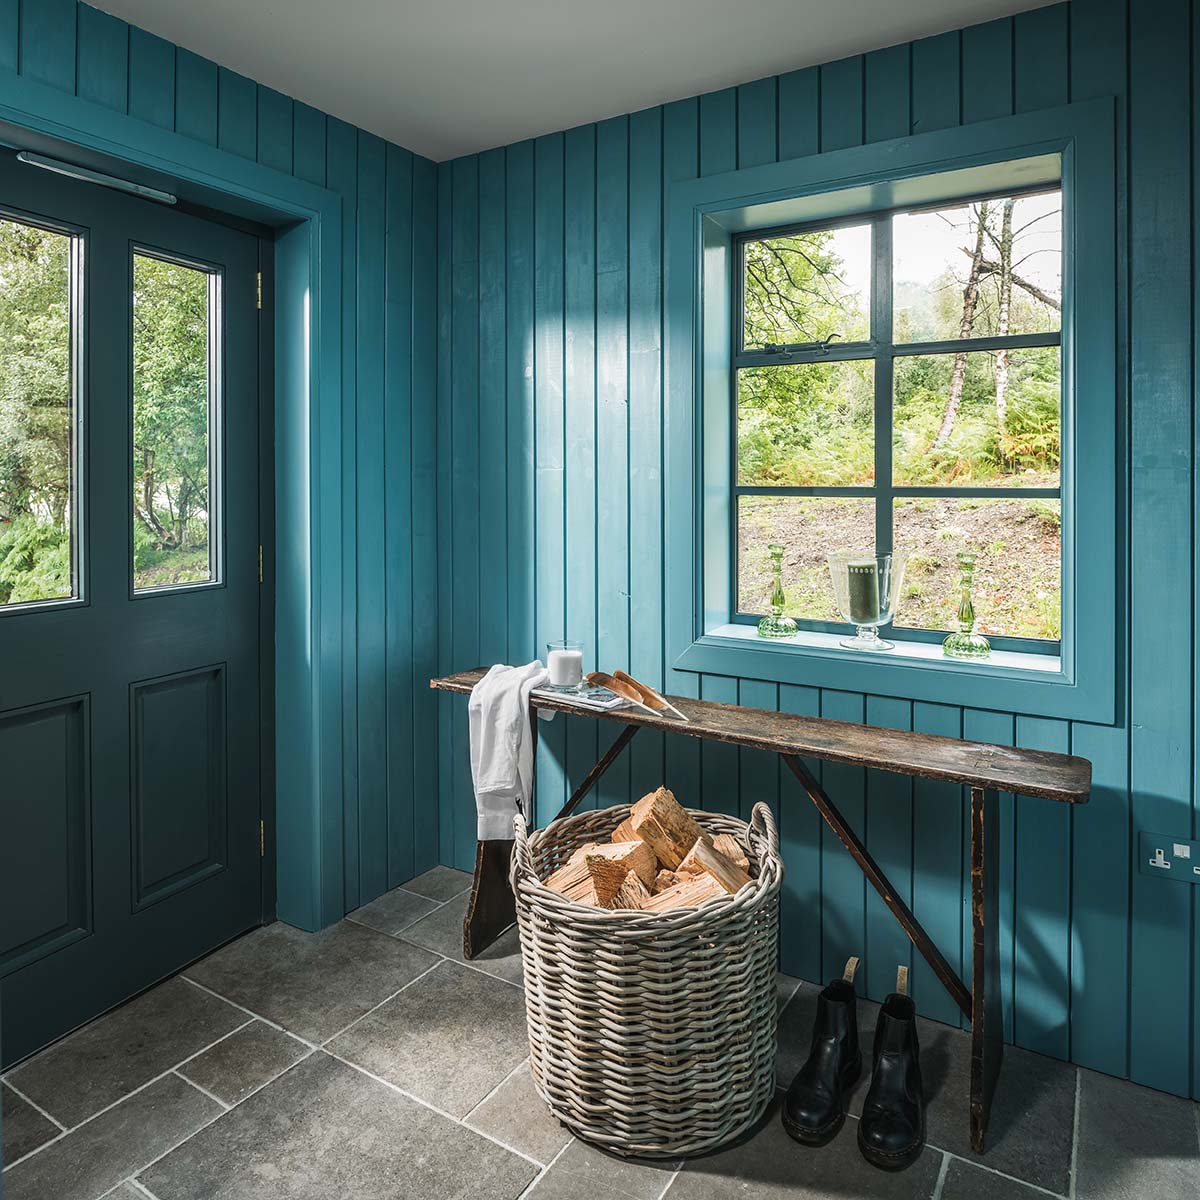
[671,624,1107,722]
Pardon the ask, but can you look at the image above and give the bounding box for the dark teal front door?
[0,153,263,1066]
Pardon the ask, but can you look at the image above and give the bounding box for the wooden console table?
[430,668,1091,1153]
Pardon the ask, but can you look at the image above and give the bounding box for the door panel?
[0,152,263,1066]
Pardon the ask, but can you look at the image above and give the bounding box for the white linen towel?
[469,660,549,840]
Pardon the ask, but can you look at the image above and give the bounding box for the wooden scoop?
[586,671,690,722]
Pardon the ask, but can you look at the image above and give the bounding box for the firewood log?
[677,837,752,894]
[652,868,678,894]
[607,869,651,910]
[611,816,637,843]
[567,840,657,887]
[543,853,629,906]
[640,873,726,911]
[711,832,750,872]
[623,787,709,870]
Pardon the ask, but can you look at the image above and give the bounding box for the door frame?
[0,69,346,931]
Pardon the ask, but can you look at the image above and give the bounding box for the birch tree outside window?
[734,186,1063,647]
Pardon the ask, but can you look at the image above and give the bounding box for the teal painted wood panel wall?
[0,3,442,913]
[433,0,1200,1101]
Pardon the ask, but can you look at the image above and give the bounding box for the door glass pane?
[0,217,79,608]
[132,252,217,591]
[742,223,871,350]
[738,495,875,620]
[893,191,1061,343]
[893,347,1060,487]
[738,360,875,486]
[892,497,1061,640]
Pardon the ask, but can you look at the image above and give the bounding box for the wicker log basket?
[510,800,784,1158]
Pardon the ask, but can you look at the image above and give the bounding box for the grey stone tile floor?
[2,870,1197,1200]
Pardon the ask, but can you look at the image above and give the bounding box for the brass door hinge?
[256,271,263,310]
[260,819,265,858]
[258,544,263,584]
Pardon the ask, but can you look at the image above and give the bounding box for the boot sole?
[856,1121,926,1171]
[780,1055,863,1147]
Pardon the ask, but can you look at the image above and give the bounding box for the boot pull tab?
[842,956,860,984]
[896,964,909,996]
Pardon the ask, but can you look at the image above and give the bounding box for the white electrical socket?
[1149,848,1171,870]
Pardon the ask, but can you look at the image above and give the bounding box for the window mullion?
[872,214,894,553]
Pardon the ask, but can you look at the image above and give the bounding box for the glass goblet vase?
[827,551,910,651]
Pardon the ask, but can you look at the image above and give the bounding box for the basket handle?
[511,811,538,885]
[748,801,781,866]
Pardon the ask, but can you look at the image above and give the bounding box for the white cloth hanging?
[468,661,549,840]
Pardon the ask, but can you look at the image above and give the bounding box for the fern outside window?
[733,187,1063,654]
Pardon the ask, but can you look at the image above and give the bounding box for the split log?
[543,853,629,906]
[611,816,637,843]
[623,787,708,870]
[607,870,651,910]
[641,873,727,911]
[567,839,657,887]
[652,869,678,894]
[711,833,750,873]
[677,837,752,894]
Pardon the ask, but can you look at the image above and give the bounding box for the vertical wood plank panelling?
[1128,0,1193,1097]
[910,31,961,134]
[384,143,416,888]
[76,4,127,112]
[174,50,217,146]
[506,142,536,665]
[911,702,965,1027]
[777,67,819,161]
[20,0,76,92]
[478,147,509,669]
[217,66,257,159]
[699,88,736,176]
[819,57,864,152]
[736,77,777,168]
[356,132,388,901]
[961,18,1014,124]
[292,103,327,186]
[327,118,360,902]
[533,133,568,828]
[0,0,17,74]
[257,87,293,174]
[127,27,174,130]
[865,696,914,1002]
[700,674,739,816]
[864,44,910,144]
[779,684,823,982]
[451,155,481,867]
[410,154,440,876]
[627,106,666,795]
[563,125,598,807]
[819,689,866,985]
[963,708,1017,1043]
[1014,716,1072,1059]
[596,116,631,810]
[1015,3,1069,112]
[738,680,779,826]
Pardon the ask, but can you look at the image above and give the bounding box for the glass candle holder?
[757,542,799,639]
[827,551,910,651]
[942,551,991,660]
[545,640,584,690]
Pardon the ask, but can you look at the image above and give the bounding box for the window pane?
[893,191,1061,343]
[738,495,874,619]
[737,360,875,486]
[893,347,1060,487]
[132,253,216,591]
[892,497,1061,640]
[0,218,77,607]
[742,224,871,349]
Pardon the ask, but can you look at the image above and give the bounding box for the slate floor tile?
[139,1051,537,1200]
[400,891,524,985]
[347,885,441,936]
[177,1020,310,1106]
[663,1098,941,1199]
[184,920,440,1044]
[916,1020,1076,1194]
[399,865,474,902]
[524,1164,643,1200]
[940,1158,1048,1199]
[2,1081,61,1165]
[550,1138,680,1200]
[1075,1068,1200,1200]
[328,959,529,1117]
[465,1061,572,1165]
[2,1073,220,1200]
[5,977,247,1128]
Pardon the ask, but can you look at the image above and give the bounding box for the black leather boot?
[782,957,862,1146]
[858,967,925,1171]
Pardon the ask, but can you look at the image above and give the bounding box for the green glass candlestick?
[942,551,991,660]
[757,543,799,639]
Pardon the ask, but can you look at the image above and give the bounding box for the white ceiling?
[95,0,1057,162]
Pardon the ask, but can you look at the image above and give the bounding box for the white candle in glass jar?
[547,648,583,687]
